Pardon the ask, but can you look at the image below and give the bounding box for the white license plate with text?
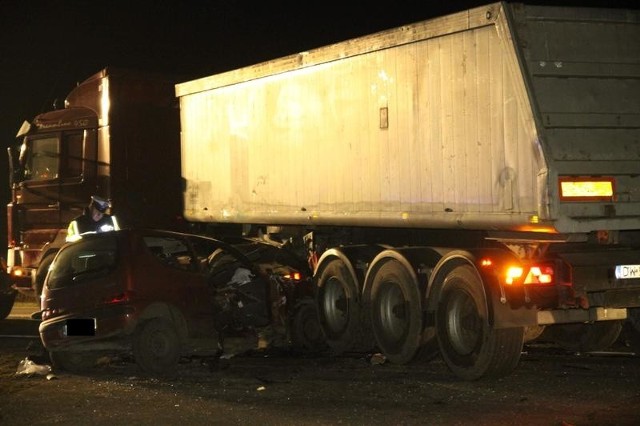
[615,264,640,279]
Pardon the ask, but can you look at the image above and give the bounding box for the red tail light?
[105,292,131,304]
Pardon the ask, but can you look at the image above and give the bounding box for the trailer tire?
[133,318,181,376]
[316,258,372,354]
[547,320,623,352]
[369,259,424,364]
[624,308,640,353]
[436,265,523,380]
[523,325,546,343]
[627,307,640,334]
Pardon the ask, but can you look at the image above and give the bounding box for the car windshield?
[47,235,118,289]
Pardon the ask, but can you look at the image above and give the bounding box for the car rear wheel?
[133,318,181,376]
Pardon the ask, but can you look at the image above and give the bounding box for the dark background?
[0,0,637,247]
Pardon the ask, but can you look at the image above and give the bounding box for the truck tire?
[625,308,640,353]
[133,318,181,376]
[436,265,524,380]
[546,320,623,352]
[290,299,327,353]
[316,258,372,354]
[369,259,425,364]
[0,291,16,320]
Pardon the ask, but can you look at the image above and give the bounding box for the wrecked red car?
[39,229,323,374]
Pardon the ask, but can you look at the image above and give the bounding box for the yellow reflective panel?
[559,178,614,201]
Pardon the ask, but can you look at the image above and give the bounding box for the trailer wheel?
[369,259,424,364]
[316,258,372,353]
[133,318,181,376]
[624,308,640,353]
[436,265,523,380]
[523,325,546,343]
[547,320,623,352]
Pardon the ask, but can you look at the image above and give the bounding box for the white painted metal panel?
[178,2,640,234]
[178,3,543,231]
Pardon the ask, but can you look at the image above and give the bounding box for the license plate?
[615,265,640,280]
[63,318,96,336]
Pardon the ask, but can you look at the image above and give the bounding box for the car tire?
[290,299,327,353]
[133,318,181,376]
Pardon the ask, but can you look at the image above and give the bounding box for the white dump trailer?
[176,2,640,379]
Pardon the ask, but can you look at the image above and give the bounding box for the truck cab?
[6,68,183,299]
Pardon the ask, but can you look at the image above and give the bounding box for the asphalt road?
[0,301,40,337]
[1,300,640,425]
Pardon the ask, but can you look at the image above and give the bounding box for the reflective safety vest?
[66,215,120,242]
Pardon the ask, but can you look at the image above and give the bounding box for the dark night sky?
[0,0,637,242]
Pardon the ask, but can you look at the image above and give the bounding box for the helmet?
[91,195,110,213]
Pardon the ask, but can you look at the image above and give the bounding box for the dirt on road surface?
[1,301,640,425]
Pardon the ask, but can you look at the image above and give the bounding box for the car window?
[47,236,118,289]
[189,237,227,267]
[143,236,194,271]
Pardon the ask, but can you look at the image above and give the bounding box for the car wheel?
[50,350,97,372]
[133,318,181,376]
[290,299,326,353]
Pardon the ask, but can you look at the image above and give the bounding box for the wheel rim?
[295,303,324,349]
[149,329,172,358]
[445,287,481,356]
[377,281,408,344]
[322,276,349,334]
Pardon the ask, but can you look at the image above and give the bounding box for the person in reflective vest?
[66,195,120,242]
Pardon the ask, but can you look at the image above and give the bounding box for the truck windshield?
[20,136,59,181]
[19,131,84,182]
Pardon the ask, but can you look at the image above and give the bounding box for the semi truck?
[175,2,640,379]
[4,68,184,307]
